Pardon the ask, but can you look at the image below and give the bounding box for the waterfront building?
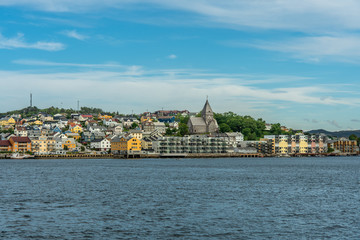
[328,138,358,154]
[0,140,11,152]
[9,137,32,152]
[111,136,142,154]
[141,138,153,152]
[187,100,219,134]
[90,138,111,151]
[153,135,228,154]
[264,134,327,155]
[245,139,274,155]
[32,136,56,155]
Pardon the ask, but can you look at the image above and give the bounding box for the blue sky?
[1,1,360,131]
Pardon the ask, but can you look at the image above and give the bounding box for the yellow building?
[62,139,76,151]
[278,137,289,155]
[141,116,152,123]
[98,114,112,120]
[33,120,43,125]
[9,137,32,152]
[65,132,81,140]
[71,125,83,133]
[0,117,16,126]
[32,136,56,154]
[299,137,308,154]
[112,136,141,153]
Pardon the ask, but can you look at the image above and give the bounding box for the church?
[187,99,219,134]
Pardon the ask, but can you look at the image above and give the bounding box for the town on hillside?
[0,100,358,158]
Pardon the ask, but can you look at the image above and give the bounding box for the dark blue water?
[1,157,360,239]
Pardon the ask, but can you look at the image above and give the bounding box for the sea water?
[1,157,359,239]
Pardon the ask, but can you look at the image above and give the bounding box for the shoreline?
[1,152,359,159]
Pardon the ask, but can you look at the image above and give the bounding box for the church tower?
[201,99,214,124]
[188,98,219,134]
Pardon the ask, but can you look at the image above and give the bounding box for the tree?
[328,147,334,153]
[349,134,358,141]
[177,123,189,136]
[131,122,139,129]
[219,123,232,133]
[269,123,282,135]
[64,145,68,151]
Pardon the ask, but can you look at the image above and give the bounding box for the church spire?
[201,98,214,123]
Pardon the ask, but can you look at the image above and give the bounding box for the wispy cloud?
[247,35,360,62]
[61,30,88,40]
[12,59,141,72]
[3,1,360,33]
[167,54,177,59]
[327,120,342,129]
[0,33,65,51]
[1,64,359,110]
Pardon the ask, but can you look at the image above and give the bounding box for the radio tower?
[77,100,80,112]
[30,93,32,107]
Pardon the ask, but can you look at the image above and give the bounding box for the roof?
[0,140,10,146]
[10,137,31,143]
[201,100,214,116]
[129,129,143,133]
[189,117,205,126]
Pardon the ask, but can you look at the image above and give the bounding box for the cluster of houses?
[0,100,358,156]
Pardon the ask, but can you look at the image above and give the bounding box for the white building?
[90,138,111,151]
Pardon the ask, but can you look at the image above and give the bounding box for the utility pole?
[77,100,80,112]
[30,93,32,107]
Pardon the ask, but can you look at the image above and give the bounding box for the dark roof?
[10,137,31,143]
[0,140,10,146]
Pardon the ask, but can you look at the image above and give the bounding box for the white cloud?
[0,33,65,51]
[167,54,177,59]
[0,66,359,113]
[12,59,141,72]
[61,30,88,40]
[248,35,360,62]
[3,0,360,33]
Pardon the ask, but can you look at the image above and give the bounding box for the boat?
[9,153,34,159]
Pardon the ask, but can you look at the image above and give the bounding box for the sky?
[1,0,360,131]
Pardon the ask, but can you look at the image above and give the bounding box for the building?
[111,136,141,154]
[153,135,228,154]
[129,129,143,140]
[0,140,11,152]
[264,134,327,155]
[9,137,32,152]
[62,138,76,151]
[187,100,219,134]
[90,138,111,151]
[328,138,358,154]
[70,125,83,133]
[141,138,153,152]
[14,127,28,137]
[246,139,273,155]
[32,136,56,155]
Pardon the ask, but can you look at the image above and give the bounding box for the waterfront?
[1,157,360,239]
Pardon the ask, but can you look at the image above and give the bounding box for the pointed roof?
[201,100,214,116]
